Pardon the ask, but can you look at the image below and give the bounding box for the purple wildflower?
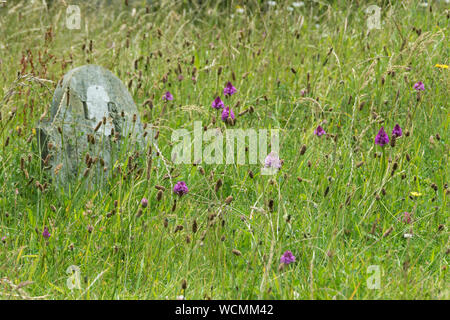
[212,97,225,109]
[173,181,189,196]
[264,152,282,169]
[375,127,389,146]
[413,81,425,91]
[141,197,148,208]
[162,91,173,101]
[223,82,237,96]
[1,236,6,244]
[280,250,296,264]
[402,212,412,224]
[314,125,326,137]
[221,106,235,121]
[392,124,403,137]
[42,227,51,239]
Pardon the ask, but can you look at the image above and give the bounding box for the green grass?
[0,0,448,300]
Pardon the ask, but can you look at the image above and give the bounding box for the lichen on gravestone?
[37,64,152,187]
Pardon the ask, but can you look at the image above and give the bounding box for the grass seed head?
[232,249,242,256]
[225,196,233,204]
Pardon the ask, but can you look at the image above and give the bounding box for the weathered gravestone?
[37,64,150,186]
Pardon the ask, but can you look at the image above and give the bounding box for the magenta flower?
[314,125,326,137]
[141,197,148,208]
[212,97,225,109]
[173,181,189,196]
[223,82,237,96]
[402,212,412,224]
[42,227,51,239]
[392,124,403,137]
[162,91,173,101]
[221,106,235,121]
[413,81,424,91]
[264,152,282,169]
[375,127,389,146]
[280,250,296,264]
[1,236,6,243]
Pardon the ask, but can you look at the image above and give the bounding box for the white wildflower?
[292,1,305,7]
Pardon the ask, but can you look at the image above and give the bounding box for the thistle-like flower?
[314,125,326,137]
[212,96,224,109]
[392,124,403,137]
[42,227,51,239]
[162,91,173,101]
[375,127,389,146]
[413,81,425,91]
[141,197,148,208]
[173,181,189,196]
[223,82,237,96]
[280,250,296,264]
[221,106,235,121]
[264,152,282,169]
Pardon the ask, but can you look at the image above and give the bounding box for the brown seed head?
[232,249,242,256]
[225,196,233,205]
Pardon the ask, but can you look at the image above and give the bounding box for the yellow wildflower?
[435,64,448,69]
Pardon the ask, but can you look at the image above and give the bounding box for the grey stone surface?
[37,64,150,186]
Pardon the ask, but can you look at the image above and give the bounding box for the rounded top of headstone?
[50,64,135,120]
[47,64,147,144]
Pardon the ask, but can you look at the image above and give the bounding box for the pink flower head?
[375,127,389,146]
[173,181,189,196]
[42,227,51,239]
[221,106,235,121]
[280,250,296,264]
[162,91,173,101]
[141,197,148,208]
[314,125,326,137]
[402,212,412,224]
[212,96,225,109]
[392,124,403,137]
[264,152,282,169]
[413,81,425,91]
[223,82,237,96]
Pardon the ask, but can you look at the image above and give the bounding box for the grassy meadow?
[0,0,448,299]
